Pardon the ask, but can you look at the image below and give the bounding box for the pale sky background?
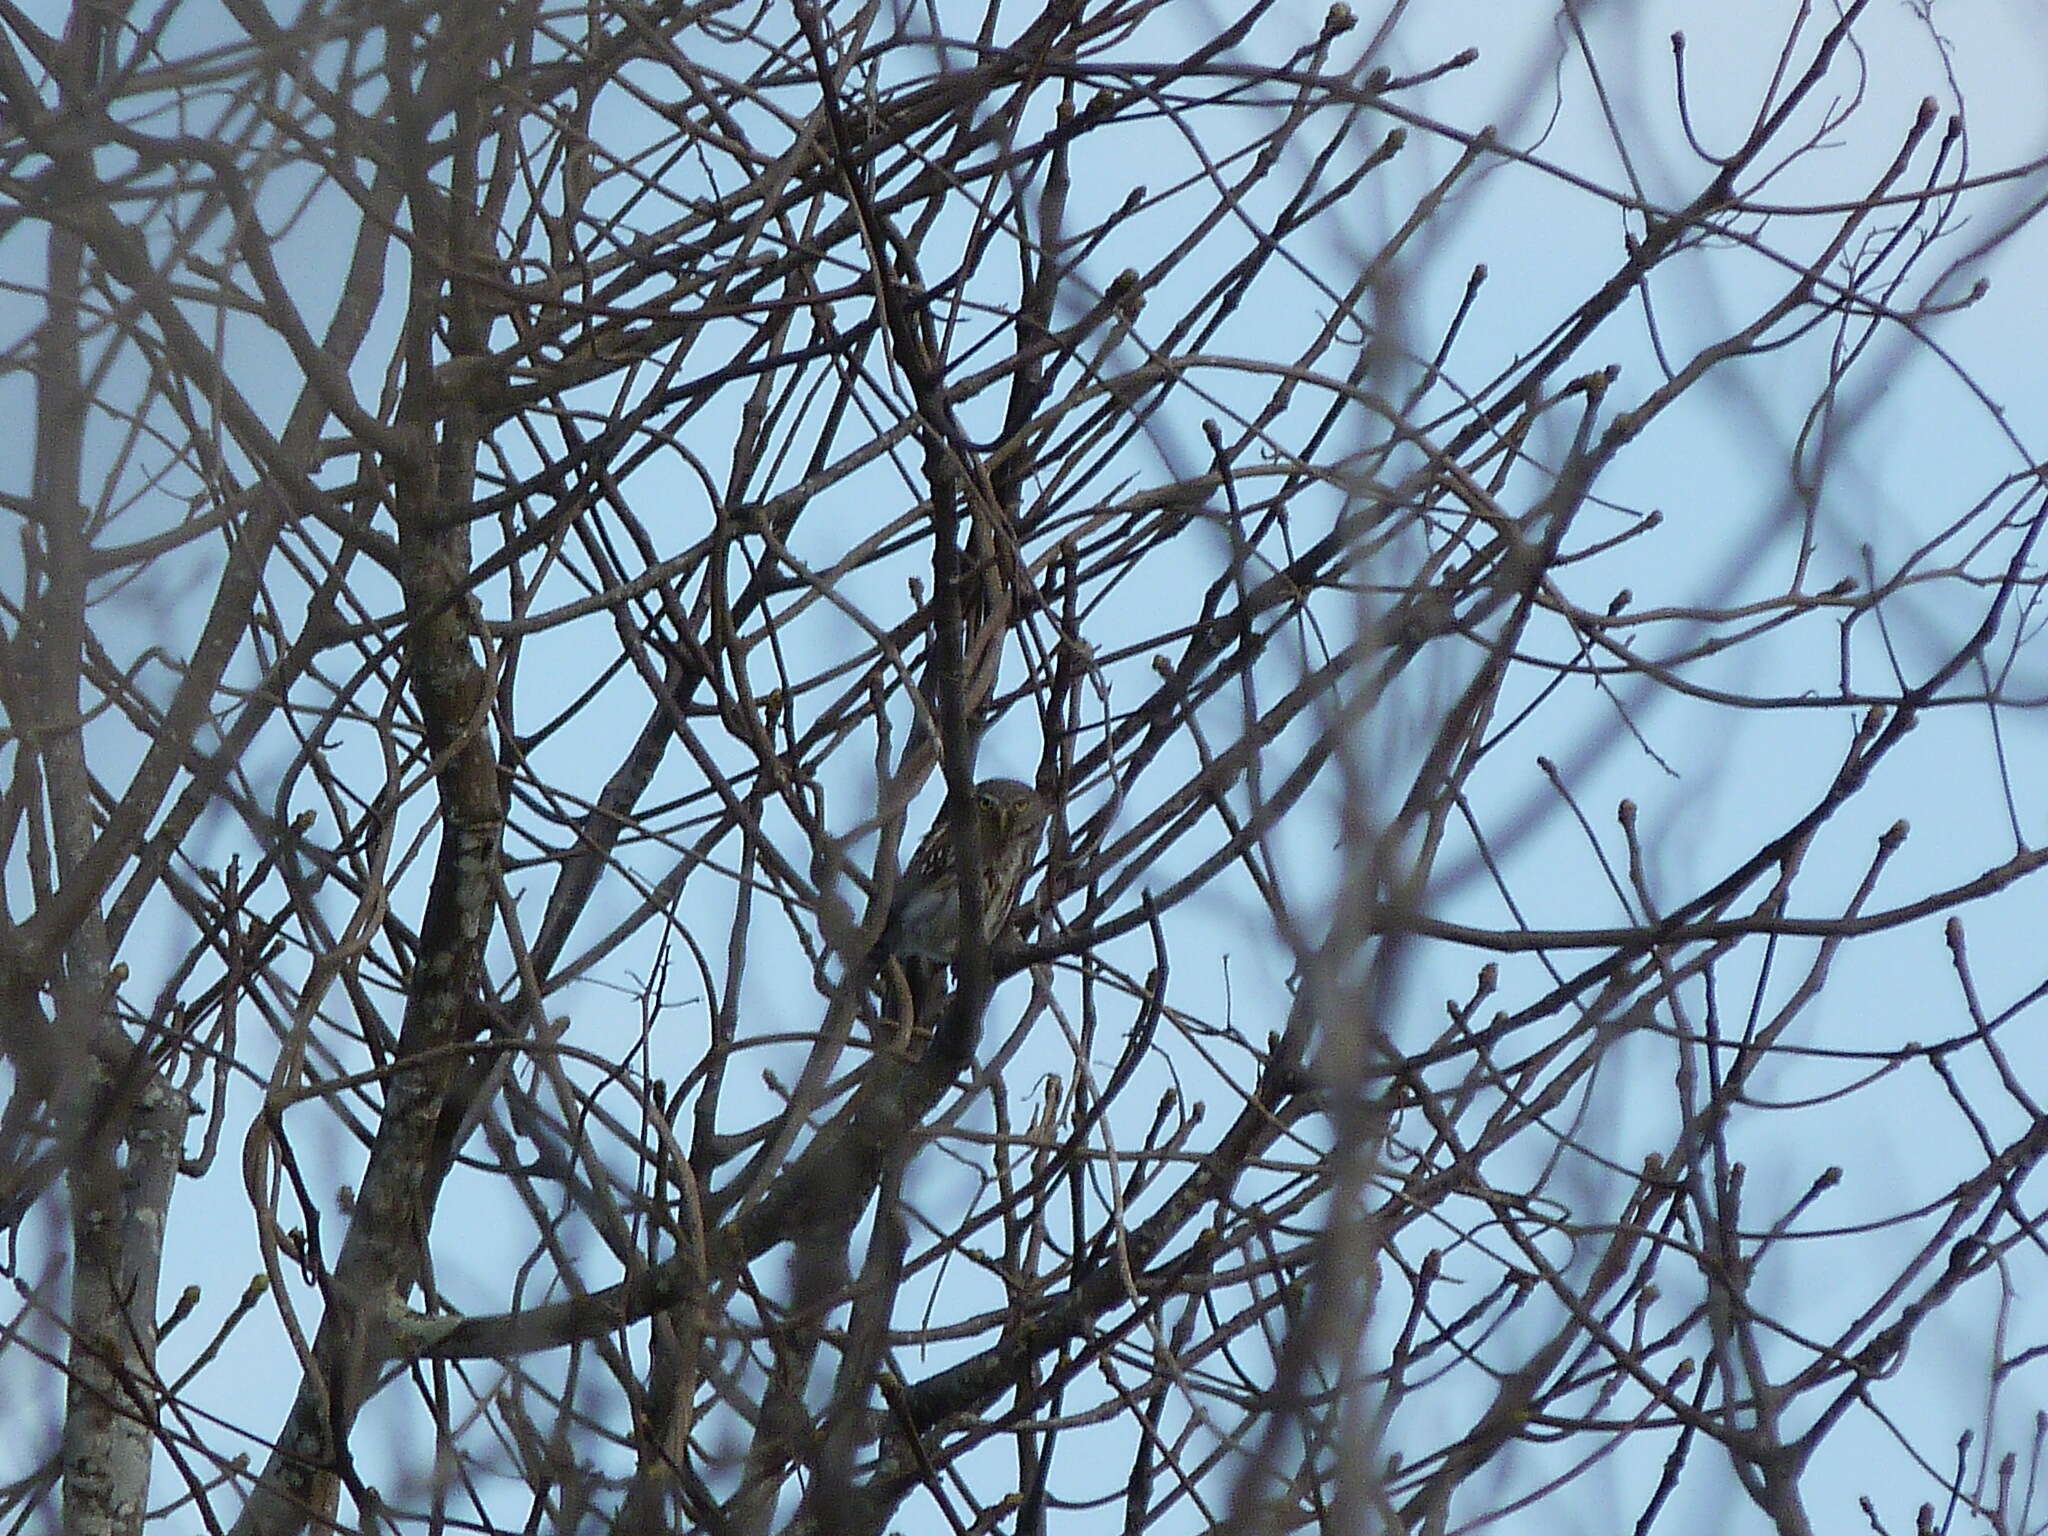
[10,1,2048,1531]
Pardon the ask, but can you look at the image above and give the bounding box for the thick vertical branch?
[231,18,507,1536]
[31,8,186,1534]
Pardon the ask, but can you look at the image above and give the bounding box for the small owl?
[883,778,1049,962]
[876,779,1049,1046]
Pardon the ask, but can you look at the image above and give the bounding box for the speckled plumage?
[884,778,1049,963]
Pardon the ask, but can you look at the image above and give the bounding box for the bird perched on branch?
[877,777,1049,1048]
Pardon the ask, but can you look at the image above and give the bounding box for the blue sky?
[9,2,2048,1530]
